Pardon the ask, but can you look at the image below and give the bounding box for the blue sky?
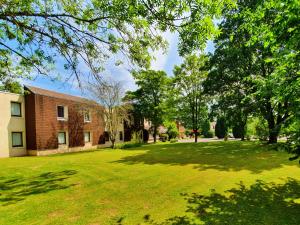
[22,31,215,97]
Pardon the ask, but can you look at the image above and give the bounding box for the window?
[84,132,91,143]
[84,111,91,122]
[12,132,23,147]
[57,106,64,118]
[11,102,21,117]
[119,131,123,141]
[58,132,66,144]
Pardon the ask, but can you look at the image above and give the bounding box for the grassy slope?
[0,141,299,225]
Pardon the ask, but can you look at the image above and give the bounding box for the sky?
[22,31,215,97]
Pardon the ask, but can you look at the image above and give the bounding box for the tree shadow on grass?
[114,142,297,173]
[0,170,77,206]
[144,178,300,225]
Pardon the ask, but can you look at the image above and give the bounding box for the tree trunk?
[111,139,115,149]
[267,118,279,144]
[153,125,157,143]
[268,130,279,144]
[194,130,198,143]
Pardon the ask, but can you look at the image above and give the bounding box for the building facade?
[0,86,125,157]
[0,91,27,157]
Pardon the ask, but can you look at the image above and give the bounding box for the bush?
[159,133,168,142]
[232,124,246,139]
[255,121,268,141]
[164,121,179,140]
[215,117,227,139]
[201,120,211,137]
[205,130,214,138]
[114,142,142,149]
[170,138,178,143]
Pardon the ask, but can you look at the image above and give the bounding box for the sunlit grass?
[0,141,299,225]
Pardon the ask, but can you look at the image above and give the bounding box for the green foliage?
[255,122,269,142]
[114,142,142,149]
[233,125,246,139]
[0,79,23,94]
[204,0,300,144]
[159,133,168,142]
[172,54,209,142]
[215,117,227,139]
[201,120,211,138]
[170,138,178,143]
[205,131,214,138]
[164,121,179,140]
[0,0,232,83]
[126,70,169,142]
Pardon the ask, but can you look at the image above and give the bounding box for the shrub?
[233,125,245,139]
[114,142,142,149]
[170,138,178,143]
[205,130,214,138]
[159,133,168,142]
[201,120,211,137]
[255,121,268,141]
[164,121,179,140]
[215,117,227,139]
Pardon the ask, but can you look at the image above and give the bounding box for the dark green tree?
[215,117,227,139]
[126,70,168,143]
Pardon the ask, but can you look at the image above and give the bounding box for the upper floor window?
[84,111,91,122]
[12,132,23,147]
[11,102,21,117]
[57,105,68,120]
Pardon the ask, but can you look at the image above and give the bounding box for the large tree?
[0,0,233,84]
[205,0,298,143]
[126,70,168,143]
[88,77,131,148]
[173,54,208,143]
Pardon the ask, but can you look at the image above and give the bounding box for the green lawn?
[0,141,300,225]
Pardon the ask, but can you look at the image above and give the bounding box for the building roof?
[24,85,90,103]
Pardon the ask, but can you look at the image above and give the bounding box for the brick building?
[23,86,108,156]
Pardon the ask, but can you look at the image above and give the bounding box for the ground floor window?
[12,132,23,147]
[119,131,123,141]
[84,132,91,143]
[58,132,66,144]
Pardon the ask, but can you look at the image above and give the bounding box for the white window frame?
[84,111,91,123]
[84,131,91,143]
[57,105,68,121]
[58,131,67,145]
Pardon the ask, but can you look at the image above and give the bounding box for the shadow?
[114,141,298,173]
[0,170,77,206]
[144,178,300,225]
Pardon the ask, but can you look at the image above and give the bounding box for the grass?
[0,141,299,225]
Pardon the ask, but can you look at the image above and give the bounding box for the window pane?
[84,112,90,122]
[84,132,90,143]
[12,132,23,147]
[58,132,66,144]
[119,131,123,140]
[57,106,64,118]
[11,102,21,116]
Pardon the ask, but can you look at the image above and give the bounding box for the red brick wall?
[25,92,105,150]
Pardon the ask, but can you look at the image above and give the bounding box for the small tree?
[215,117,227,139]
[164,121,179,140]
[89,77,131,148]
